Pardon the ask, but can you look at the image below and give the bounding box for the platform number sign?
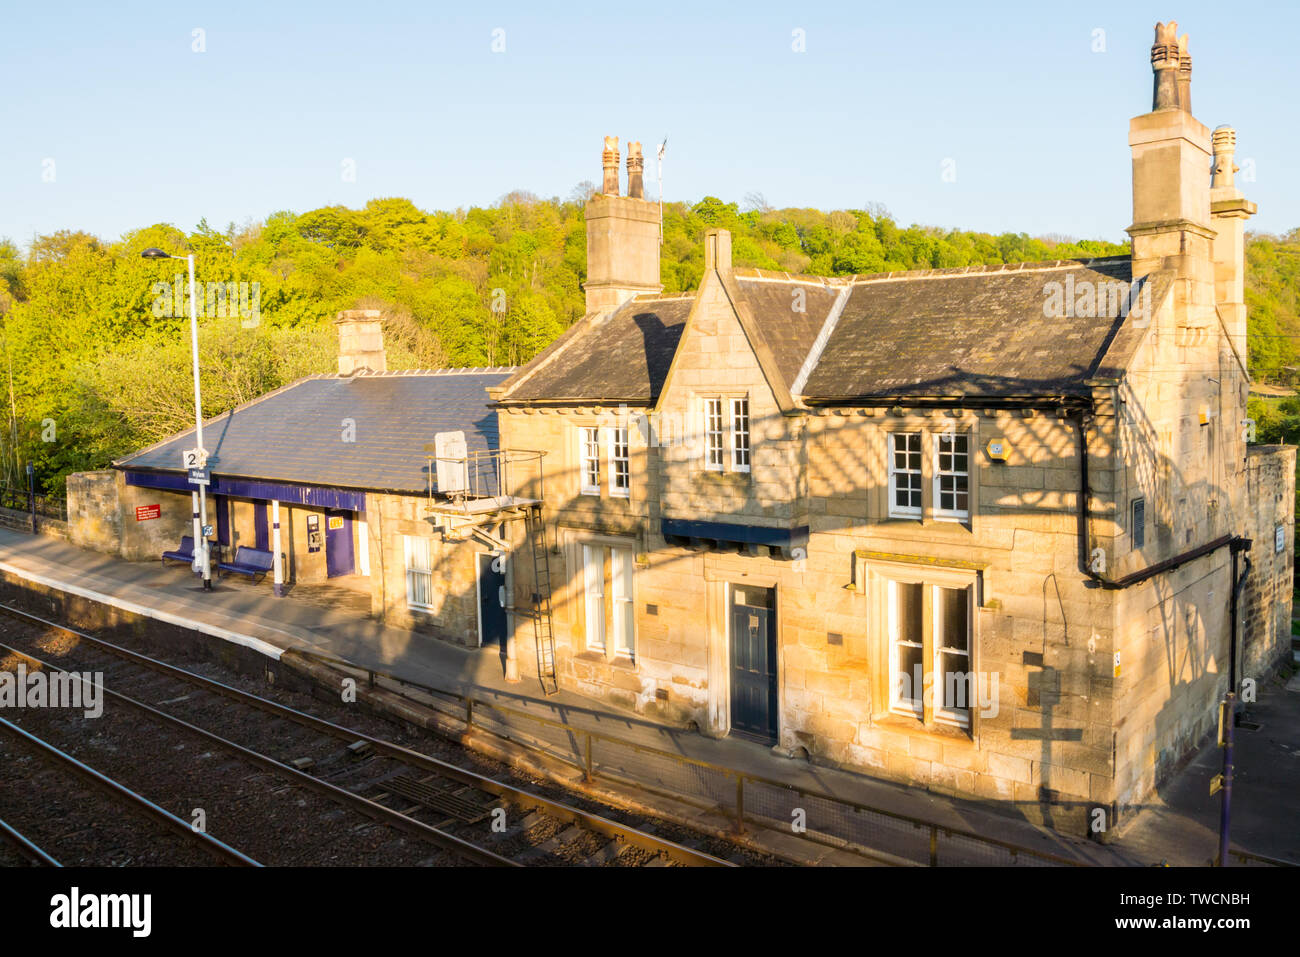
[182,448,207,469]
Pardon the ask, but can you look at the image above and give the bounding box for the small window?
[404,536,434,610]
[1132,498,1145,548]
[888,433,923,518]
[934,433,970,520]
[610,427,630,497]
[705,398,725,471]
[580,427,600,495]
[731,398,751,472]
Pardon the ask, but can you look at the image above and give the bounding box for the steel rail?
[0,604,728,867]
[0,815,61,867]
[0,715,260,866]
[0,637,517,868]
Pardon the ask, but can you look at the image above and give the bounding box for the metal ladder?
[525,504,558,695]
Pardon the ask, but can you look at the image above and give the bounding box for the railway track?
[0,715,260,867]
[0,604,735,867]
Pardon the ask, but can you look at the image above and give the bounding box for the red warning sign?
[135,504,161,521]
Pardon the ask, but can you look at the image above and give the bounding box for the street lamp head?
[140,247,173,260]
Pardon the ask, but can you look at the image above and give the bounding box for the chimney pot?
[1176,34,1192,114]
[601,135,621,196]
[1211,126,1237,188]
[627,141,645,199]
[1150,21,1181,111]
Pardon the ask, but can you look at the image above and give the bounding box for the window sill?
[874,711,974,743]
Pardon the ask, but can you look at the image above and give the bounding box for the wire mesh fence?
[303,651,1089,866]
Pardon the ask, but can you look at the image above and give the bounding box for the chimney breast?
[601,135,621,196]
[335,310,387,375]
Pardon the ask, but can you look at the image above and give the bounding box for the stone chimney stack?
[584,135,662,313]
[335,310,387,375]
[601,136,621,196]
[1128,21,1214,298]
[1210,126,1257,359]
[627,142,645,199]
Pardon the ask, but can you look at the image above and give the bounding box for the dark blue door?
[253,502,269,550]
[325,510,354,578]
[478,553,507,647]
[730,585,778,741]
[215,497,230,546]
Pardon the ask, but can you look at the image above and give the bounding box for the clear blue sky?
[2,0,1295,248]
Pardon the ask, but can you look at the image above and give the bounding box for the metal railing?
[286,647,1090,867]
[0,483,67,522]
[422,448,546,511]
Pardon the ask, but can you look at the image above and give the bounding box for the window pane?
[935,433,970,518]
[706,398,724,468]
[612,427,629,492]
[889,433,923,517]
[732,398,750,470]
[891,581,923,712]
[581,427,600,491]
[583,545,605,650]
[936,587,969,651]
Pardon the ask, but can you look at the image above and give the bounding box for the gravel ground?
[0,613,782,866]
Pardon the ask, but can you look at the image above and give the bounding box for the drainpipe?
[1229,550,1252,702]
[1069,408,1247,590]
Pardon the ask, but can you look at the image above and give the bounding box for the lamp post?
[141,248,211,590]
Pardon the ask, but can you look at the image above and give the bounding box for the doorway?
[730,584,778,742]
[477,552,507,647]
[324,510,354,578]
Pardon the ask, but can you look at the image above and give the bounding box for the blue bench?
[162,536,196,566]
[217,546,275,583]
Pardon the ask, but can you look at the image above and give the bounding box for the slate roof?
[802,259,1168,401]
[115,369,514,495]
[496,257,1171,406]
[495,297,692,404]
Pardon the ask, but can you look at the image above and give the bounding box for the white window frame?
[579,426,601,496]
[704,398,725,471]
[883,574,974,729]
[731,397,750,472]
[888,432,923,519]
[933,432,970,521]
[611,546,635,658]
[610,426,630,498]
[933,584,973,728]
[887,578,925,719]
[403,535,435,611]
[583,544,606,652]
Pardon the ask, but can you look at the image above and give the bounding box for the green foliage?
[9,192,1290,498]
